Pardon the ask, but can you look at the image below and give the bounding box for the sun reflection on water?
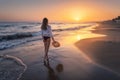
[61,24,107,45]
[77,34,81,40]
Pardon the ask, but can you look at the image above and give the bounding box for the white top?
[41,25,53,37]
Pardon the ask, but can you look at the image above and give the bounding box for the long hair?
[41,18,48,30]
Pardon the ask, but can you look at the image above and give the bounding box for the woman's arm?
[49,25,55,42]
[51,36,55,42]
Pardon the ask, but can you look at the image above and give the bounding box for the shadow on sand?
[44,59,63,80]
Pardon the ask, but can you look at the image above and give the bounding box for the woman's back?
[41,25,53,37]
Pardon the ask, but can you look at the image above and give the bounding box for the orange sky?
[0,0,120,22]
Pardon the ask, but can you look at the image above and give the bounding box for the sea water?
[0,22,94,50]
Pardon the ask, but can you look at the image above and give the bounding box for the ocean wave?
[0,55,27,80]
[21,25,34,29]
[52,25,87,32]
[0,36,42,50]
[0,32,34,41]
[0,24,13,27]
[0,25,84,41]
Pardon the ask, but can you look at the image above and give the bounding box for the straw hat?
[52,41,60,47]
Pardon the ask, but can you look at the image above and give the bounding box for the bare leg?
[44,41,47,60]
[44,38,51,61]
[45,38,51,60]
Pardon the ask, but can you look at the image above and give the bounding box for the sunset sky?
[0,0,120,23]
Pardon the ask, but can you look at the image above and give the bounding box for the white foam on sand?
[0,55,27,80]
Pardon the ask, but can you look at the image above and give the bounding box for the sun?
[74,17,81,22]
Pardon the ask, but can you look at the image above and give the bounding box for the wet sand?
[0,22,120,80]
[75,21,120,74]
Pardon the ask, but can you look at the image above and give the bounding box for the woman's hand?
[52,37,55,42]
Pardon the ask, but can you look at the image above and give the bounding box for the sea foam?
[0,55,27,80]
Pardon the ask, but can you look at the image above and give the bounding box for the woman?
[41,18,55,61]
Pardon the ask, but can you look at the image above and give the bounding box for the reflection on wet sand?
[60,24,106,46]
[44,59,63,80]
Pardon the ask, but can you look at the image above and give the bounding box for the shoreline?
[75,21,120,74]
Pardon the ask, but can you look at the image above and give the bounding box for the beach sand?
[75,21,120,74]
[0,22,120,80]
